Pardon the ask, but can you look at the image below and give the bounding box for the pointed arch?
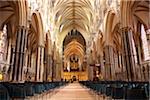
[120,0,149,30]
[103,10,120,47]
[32,12,44,46]
[45,31,52,55]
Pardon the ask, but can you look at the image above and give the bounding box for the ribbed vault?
[63,29,86,70]
[54,0,93,35]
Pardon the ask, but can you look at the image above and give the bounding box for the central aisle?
[47,83,97,100]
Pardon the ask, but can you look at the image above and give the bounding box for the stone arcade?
[0,0,149,100]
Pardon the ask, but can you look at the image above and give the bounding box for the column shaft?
[35,46,44,82]
[104,46,111,80]
[100,56,105,79]
[121,27,136,81]
[12,26,27,82]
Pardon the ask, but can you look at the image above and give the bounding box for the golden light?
[0,73,3,81]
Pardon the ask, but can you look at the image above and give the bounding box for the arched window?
[0,25,8,61]
[141,24,150,61]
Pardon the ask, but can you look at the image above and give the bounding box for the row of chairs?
[0,81,67,100]
[80,81,149,100]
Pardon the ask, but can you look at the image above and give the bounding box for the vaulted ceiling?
[0,1,19,36]
[54,0,94,35]
[53,0,96,54]
[63,29,86,64]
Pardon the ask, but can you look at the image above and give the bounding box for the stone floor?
[28,83,105,100]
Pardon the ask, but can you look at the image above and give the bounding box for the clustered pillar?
[104,46,116,80]
[35,46,44,82]
[12,26,27,82]
[121,27,136,81]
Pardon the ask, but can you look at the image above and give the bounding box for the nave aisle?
[29,83,103,100]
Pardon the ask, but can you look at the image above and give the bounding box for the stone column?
[22,49,28,81]
[9,44,15,81]
[104,46,111,80]
[46,54,49,81]
[35,46,44,82]
[55,60,61,81]
[120,52,128,81]
[121,27,136,81]
[35,47,40,81]
[104,46,116,80]
[135,42,144,81]
[40,47,44,82]
[11,26,27,82]
[114,52,119,80]
[25,50,30,81]
[109,46,116,80]
[87,54,93,81]
[43,53,47,82]
[52,59,56,81]
[118,52,125,80]
[5,39,12,81]
[100,55,105,80]
[51,58,54,81]
[43,53,51,82]
[49,55,53,81]
[31,53,36,81]
[6,39,12,70]
[51,49,56,82]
